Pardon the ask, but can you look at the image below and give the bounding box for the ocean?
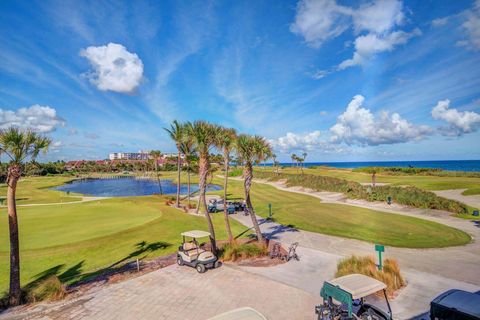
[270,160,480,172]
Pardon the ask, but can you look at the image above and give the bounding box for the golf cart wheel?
[214,261,221,268]
[177,257,184,266]
[359,310,386,320]
[196,264,206,273]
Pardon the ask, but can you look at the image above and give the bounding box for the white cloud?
[330,95,431,146]
[80,43,144,93]
[269,131,323,152]
[431,99,480,136]
[352,0,404,34]
[290,0,419,71]
[460,0,480,50]
[338,29,421,69]
[269,131,349,154]
[290,0,352,48]
[0,105,65,133]
[68,128,78,135]
[431,17,449,27]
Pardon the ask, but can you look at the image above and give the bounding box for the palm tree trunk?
[199,155,217,254]
[187,166,191,208]
[223,157,234,244]
[175,151,181,207]
[7,165,21,306]
[155,160,163,195]
[244,163,264,243]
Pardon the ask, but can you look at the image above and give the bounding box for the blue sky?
[1,0,479,162]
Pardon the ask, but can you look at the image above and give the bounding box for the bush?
[253,171,469,214]
[220,242,268,262]
[336,256,405,296]
[228,167,243,177]
[23,275,66,303]
[353,166,480,178]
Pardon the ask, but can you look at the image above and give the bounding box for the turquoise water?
[271,160,480,172]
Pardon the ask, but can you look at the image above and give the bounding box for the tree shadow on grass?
[21,241,171,292]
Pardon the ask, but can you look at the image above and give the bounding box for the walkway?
[0,265,319,320]
[433,189,480,209]
[232,213,480,319]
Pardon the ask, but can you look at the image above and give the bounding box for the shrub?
[253,171,469,214]
[228,167,243,177]
[23,275,67,303]
[353,166,480,178]
[220,242,268,262]
[336,256,405,296]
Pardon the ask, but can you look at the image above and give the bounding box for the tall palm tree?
[216,127,237,244]
[0,127,51,306]
[179,139,196,208]
[291,153,296,168]
[236,134,272,244]
[185,121,220,254]
[164,120,184,207]
[149,150,163,195]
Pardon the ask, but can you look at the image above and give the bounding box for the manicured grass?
[0,194,249,293]
[213,177,471,249]
[0,176,82,204]
[267,167,480,194]
[0,174,472,294]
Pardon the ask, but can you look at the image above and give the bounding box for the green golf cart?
[315,274,393,320]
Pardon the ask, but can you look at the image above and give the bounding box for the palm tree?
[216,127,237,244]
[164,120,184,207]
[236,134,272,244]
[291,153,297,168]
[149,150,163,195]
[0,127,51,306]
[179,139,196,208]
[272,153,278,174]
[302,152,307,168]
[185,121,220,254]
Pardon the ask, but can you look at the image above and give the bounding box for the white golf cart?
[316,274,393,320]
[177,230,220,273]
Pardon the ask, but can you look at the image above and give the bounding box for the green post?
[268,203,272,219]
[375,244,385,270]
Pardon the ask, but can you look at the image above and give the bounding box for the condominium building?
[109,152,150,161]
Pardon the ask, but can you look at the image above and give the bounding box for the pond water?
[51,177,221,197]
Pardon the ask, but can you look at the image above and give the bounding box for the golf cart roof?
[326,274,387,299]
[181,230,211,238]
[208,307,267,320]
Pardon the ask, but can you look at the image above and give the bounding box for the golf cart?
[315,274,392,320]
[177,230,220,273]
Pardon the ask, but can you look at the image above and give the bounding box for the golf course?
[0,172,473,294]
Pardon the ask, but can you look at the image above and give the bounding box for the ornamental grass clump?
[23,275,67,303]
[336,256,405,296]
[220,242,268,262]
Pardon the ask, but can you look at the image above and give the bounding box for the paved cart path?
[231,213,480,319]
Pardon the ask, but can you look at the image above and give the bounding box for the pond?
[51,177,222,197]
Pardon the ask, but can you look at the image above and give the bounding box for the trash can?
[386,196,392,205]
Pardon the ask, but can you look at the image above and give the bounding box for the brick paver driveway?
[1,265,320,320]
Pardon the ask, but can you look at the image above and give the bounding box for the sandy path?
[434,189,480,209]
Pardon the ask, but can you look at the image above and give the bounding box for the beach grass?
[260,166,480,195]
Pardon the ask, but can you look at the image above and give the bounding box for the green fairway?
[0,174,472,294]
[262,167,480,194]
[0,195,249,293]
[0,176,82,204]
[211,177,471,248]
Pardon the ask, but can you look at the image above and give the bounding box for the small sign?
[375,244,385,270]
